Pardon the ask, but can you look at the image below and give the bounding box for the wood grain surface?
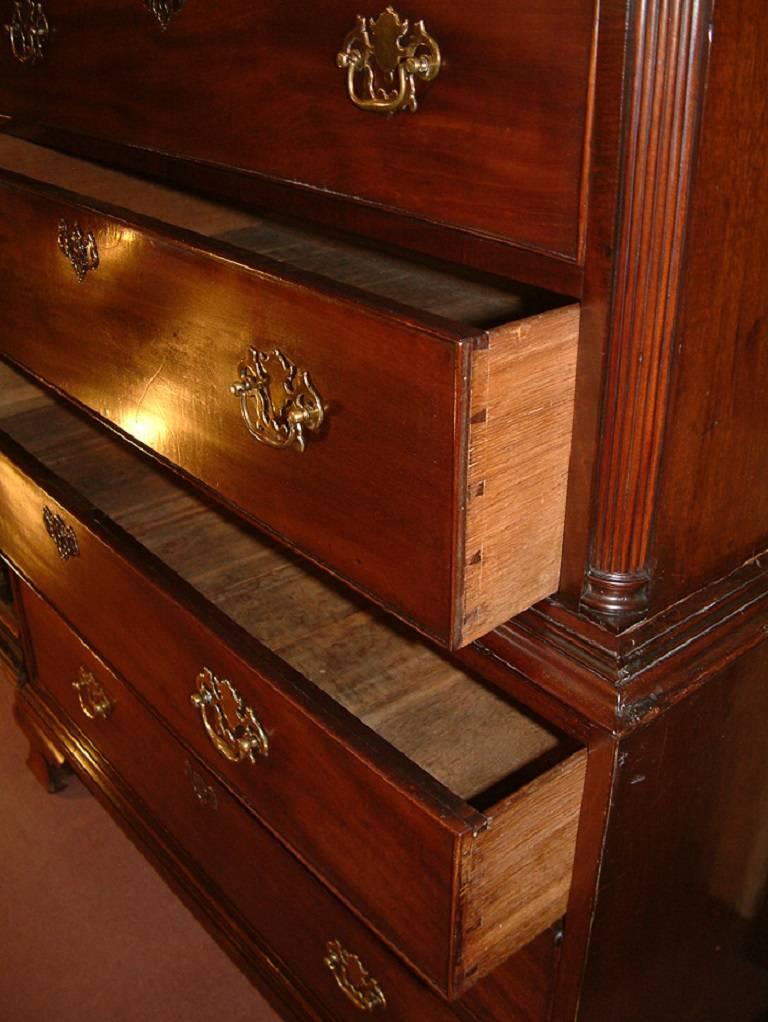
[650,0,768,609]
[0,137,578,646]
[459,751,586,988]
[463,305,579,643]
[0,363,585,997]
[0,0,595,259]
[19,582,459,1022]
[581,0,713,622]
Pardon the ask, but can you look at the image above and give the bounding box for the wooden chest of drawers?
[0,137,579,649]
[3,1,768,1020]
[0,361,586,999]
[19,580,462,1021]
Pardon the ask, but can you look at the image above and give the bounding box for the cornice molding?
[471,560,768,734]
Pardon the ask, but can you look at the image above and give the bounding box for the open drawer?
[0,134,579,649]
[18,583,459,1022]
[0,363,586,998]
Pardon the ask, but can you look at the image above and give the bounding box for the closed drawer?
[0,0,594,262]
[18,581,457,1022]
[0,136,579,649]
[0,368,586,999]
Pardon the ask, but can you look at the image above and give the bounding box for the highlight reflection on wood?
[0,361,560,801]
[0,360,587,995]
[0,135,579,648]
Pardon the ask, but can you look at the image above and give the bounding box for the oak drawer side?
[461,304,580,645]
[456,748,587,992]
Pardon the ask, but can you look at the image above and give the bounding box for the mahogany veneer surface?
[0,0,595,260]
[0,134,579,648]
[20,583,460,1022]
[0,362,586,997]
[3,0,768,1018]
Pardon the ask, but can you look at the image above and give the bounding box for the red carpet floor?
[0,676,281,1022]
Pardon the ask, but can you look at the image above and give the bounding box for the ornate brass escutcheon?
[5,0,50,64]
[190,668,269,764]
[183,758,218,810]
[144,0,185,30]
[324,940,387,1012]
[230,347,325,453]
[72,666,114,721]
[42,505,79,560]
[57,219,99,282]
[337,6,441,114]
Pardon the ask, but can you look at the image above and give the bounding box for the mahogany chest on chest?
[1,2,767,1020]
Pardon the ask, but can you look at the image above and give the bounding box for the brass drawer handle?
[72,666,114,721]
[57,219,99,282]
[144,0,184,31]
[5,0,50,64]
[324,940,387,1012]
[42,505,79,560]
[230,347,325,453]
[337,6,441,114]
[190,668,269,764]
[183,758,218,810]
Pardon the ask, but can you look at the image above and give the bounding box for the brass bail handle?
[337,6,441,114]
[5,0,50,64]
[324,940,387,1012]
[230,346,325,453]
[144,0,185,31]
[72,667,114,721]
[190,668,269,764]
[42,505,79,561]
[57,219,99,282]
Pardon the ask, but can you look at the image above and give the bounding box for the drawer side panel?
[461,305,579,644]
[457,749,588,992]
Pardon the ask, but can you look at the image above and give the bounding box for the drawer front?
[0,0,594,261]
[2,433,586,998]
[0,438,474,992]
[0,170,471,645]
[19,583,456,1022]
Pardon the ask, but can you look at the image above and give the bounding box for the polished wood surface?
[0,121,585,295]
[2,0,768,1018]
[1,368,564,799]
[557,0,628,603]
[0,559,18,636]
[650,0,768,609]
[19,582,458,1022]
[0,364,586,998]
[0,558,26,687]
[0,136,579,647]
[578,641,768,1021]
[580,0,713,622]
[12,615,564,1022]
[0,0,595,261]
